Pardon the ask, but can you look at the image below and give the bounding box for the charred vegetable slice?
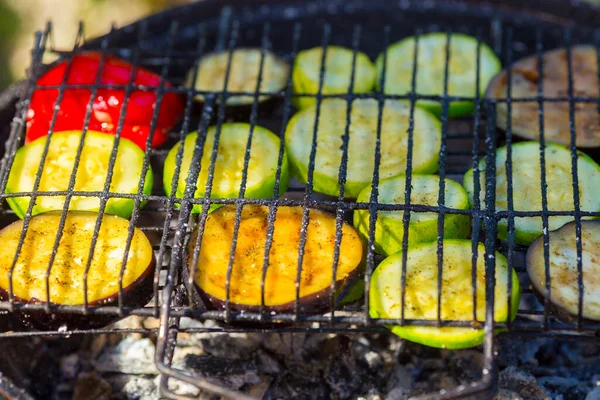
[376,33,501,117]
[370,240,520,349]
[163,123,289,213]
[6,131,153,219]
[0,211,155,330]
[189,48,290,106]
[292,46,376,109]
[285,99,441,198]
[354,175,471,256]
[189,205,364,313]
[486,45,600,147]
[527,220,600,322]
[463,141,600,245]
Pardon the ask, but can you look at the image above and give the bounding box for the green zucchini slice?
[370,240,520,349]
[292,45,376,109]
[526,220,600,322]
[5,131,153,219]
[163,123,289,213]
[354,175,471,256]
[284,99,441,198]
[463,141,600,245]
[189,48,290,106]
[376,33,501,118]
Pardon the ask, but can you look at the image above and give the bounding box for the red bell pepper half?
[25,52,184,150]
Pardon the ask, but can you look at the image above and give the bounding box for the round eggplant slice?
[5,130,153,219]
[0,211,155,331]
[526,220,600,322]
[376,33,501,118]
[163,123,289,213]
[354,175,471,256]
[292,46,376,109]
[285,99,441,198]
[188,48,290,106]
[486,45,600,148]
[463,141,600,245]
[370,240,520,349]
[189,205,364,314]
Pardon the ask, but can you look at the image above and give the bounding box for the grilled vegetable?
[370,240,520,349]
[292,46,376,109]
[285,99,441,198]
[189,205,364,313]
[376,33,501,118]
[6,130,153,219]
[26,52,184,150]
[189,48,289,106]
[463,141,600,245]
[0,211,155,331]
[163,123,289,213]
[486,46,600,147]
[354,175,471,256]
[527,220,600,322]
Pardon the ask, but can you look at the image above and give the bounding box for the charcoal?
[94,337,157,375]
[386,364,414,393]
[121,376,158,400]
[385,387,406,400]
[264,372,330,400]
[60,354,80,380]
[498,337,545,367]
[184,354,261,389]
[493,389,524,399]
[324,351,363,399]
[499,367,551,400]
[256,349,282,375]
[72,373,111,400]
[263,332,308,361]
[586,386,600,400]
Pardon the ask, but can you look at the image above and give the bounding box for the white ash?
[94,336,158,375]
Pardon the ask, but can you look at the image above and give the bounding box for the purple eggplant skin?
[0,255,155,332]
[194,265,363,317]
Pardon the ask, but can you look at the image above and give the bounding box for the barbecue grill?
[0,0,599,398]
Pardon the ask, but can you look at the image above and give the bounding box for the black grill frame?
[0,1,599,399]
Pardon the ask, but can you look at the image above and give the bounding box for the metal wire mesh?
[0,1,598,399]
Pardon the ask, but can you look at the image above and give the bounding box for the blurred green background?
[0,0,195,91]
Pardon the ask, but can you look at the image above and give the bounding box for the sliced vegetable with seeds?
[354,175,471,256]
[188,48,290,106]
[285,98,441,198]
[0,211,155,331]
[163,123,289,213]
[6,130,153,219]
[527,220,600,322]
[376,33,501,118]
[463,141,600,245]
[486,45,600,147]
[292,45,376,109]
[189,205,365,313]
[370,240,520,349]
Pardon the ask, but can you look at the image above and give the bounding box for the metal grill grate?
[0,1,599,399]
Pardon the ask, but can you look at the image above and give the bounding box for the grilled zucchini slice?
[354,175,471,256]
[463,141,600,245]
[527,220,600,322]
[163,123,289,213]
[189,205,364,313]
[486,45,600,148]
[370,240,520,349]
[285,99,441,198]
[189,48,290,106]
[5,131,153,219]
[376,33,501,117]
[292,46,376,109]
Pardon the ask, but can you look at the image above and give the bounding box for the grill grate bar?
[6,23,85,310]
[435,29,452,327]
[563,29,585,330]
[293,22,330,320]
[399,27,421,324]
